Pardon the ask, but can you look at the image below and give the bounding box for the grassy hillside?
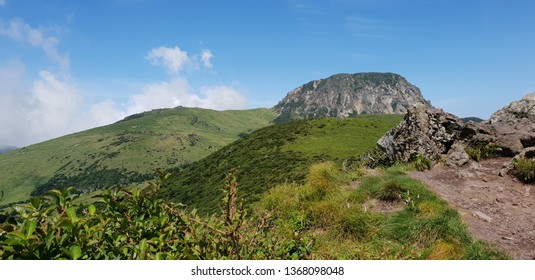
[161,114,403,212]
[0,107,277,206]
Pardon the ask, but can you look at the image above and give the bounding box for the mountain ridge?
[273,72,431,123]
[0,107,277,206]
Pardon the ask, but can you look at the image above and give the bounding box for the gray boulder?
[445,143,470,167]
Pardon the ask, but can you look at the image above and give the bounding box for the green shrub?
[0,170,312,260]
[512,157,535,183]
[413,154,432,171]
[465,142,502,162]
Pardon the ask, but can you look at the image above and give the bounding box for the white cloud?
[201,49,213,69]
[27,71,81,137]
[89,99,126,126]
[86,78,247,129]
[0,60,28,146]
[0,18,69,69]
[123,78,246,114]
[201,85,247,110]
[0,0,5,7]
[145,46,190,74]
[125,78,191,115]
[0,45,246,147]
[145,46,215,73]
[0,62,82,147]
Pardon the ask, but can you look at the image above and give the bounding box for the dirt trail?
[408,158,535,259]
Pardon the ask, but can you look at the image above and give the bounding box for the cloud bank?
[0,42,246,147]
[88,46,245,128]
[0,61,82,146]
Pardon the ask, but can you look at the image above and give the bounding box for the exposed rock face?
[490,92,535,124]
[377,105,464,163]
[488,92,535,155]
[273,72,431,123]
[378,92,535,167]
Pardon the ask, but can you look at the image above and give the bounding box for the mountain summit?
[273,72,431,122]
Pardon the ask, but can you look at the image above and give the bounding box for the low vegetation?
[511,156,535,183]
[0,107,277,206]
[0,163,508,259]
[0,111,510,259]
[256,162,508,259]
[465,142,502,162]
[0,170,311,260]
[412,154,433,171]
[160,115,403,213]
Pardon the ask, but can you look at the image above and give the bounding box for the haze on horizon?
[1,0,535,147]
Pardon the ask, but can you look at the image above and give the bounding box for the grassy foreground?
[257,162,509,259]
[0,162,508,259]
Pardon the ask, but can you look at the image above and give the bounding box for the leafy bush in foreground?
[0,170,311,260]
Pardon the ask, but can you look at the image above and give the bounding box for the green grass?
[283,115,403,159]
[511,156,535,182]
[162,114,402,213]
[0,107,277,206]
[256,163,509,259]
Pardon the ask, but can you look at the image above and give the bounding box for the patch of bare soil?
[362,198,405,215]
[408,158,535,259]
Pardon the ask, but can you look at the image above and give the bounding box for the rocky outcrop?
[490,92,535,124]
[376,104,462,163]
[273,72,432,123]
[488,92,535,155]
[378,92,535,167]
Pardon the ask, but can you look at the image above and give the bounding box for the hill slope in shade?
[0,107,277,206]
[274,72,431,123]
[161,114,403,213]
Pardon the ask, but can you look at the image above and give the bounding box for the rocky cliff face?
[378,92,535,167]
[273,72,431,123]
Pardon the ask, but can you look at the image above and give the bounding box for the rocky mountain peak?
[273,72,431,123]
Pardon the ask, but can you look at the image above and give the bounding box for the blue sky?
[1,0,535,147]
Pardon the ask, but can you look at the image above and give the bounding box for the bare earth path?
[408,158,535,259]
